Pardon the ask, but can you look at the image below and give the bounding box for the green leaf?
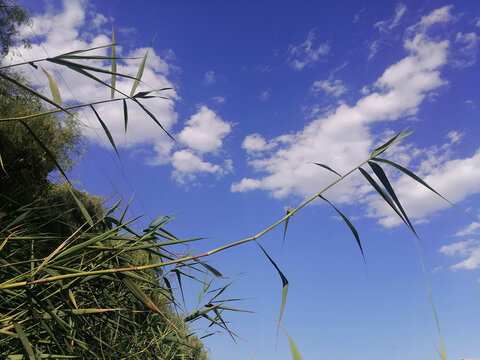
[312,162,341,177]
[57,42,120,57]
[41,66,62,106]
[123,99,128,134]
[283,207,294,246]
[0,71,67,112]
[19,121,69,182]
[13,322,35,360]
[66,185,94,228]
[359,167,409,230]
[90,105,119,157]
[133,99,175,141]
[255,241,289,325]
[371,128,414,158]
[319,195,365,262]
[279,325,304,360]
[130,49,149,96]
[196,260,227,278]
[111,25,116,100]
[368,161,416,236]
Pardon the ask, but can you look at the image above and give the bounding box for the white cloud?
[212,96,226,104]
[408,5,454,33]
[242,134,277,154]
[204,70,216,85]
[287,29,330,70]
[312,79,347,97]
[453,32,478,68]
[259,88,271,101]
[9,0,231,185]
[232,7,480,228]
[455,222,480,237]
[374,3,407,33]
[439,239,480,270]
[178,106,231,153]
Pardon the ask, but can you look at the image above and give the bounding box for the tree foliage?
[0,0,31,57]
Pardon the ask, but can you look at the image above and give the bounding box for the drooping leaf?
[319,195,365,262]
[371,128,414,158]
[90,105,119,157]
[359,167,409,230]
[130,49,149,96]
[66,184,94,228]
[255,241,289,326]
[132,88,173,98]
[0,71,67,112]
[41,66,62,106]
[123,99,128,134]
[283,207,294,246]
[19,121,69,182]
[13,322,35,360]
[110,25,116,100]
[312,162,341,177]
[279,325,304,360]
[368,161,416,236]
[133,99,175,141]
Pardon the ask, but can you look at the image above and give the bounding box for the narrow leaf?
[57,42,120,56]
[110,25,116,100]
[66,185,94,228]
[13,323,35,360]
[119,100,127,139]
[255,241,289,325]
[283,207,294,246]
[371,128,414,158]
[359,167,409,229]
[0,153,7,175]
[368,161,416,235]
[312,162,341,177]
[279,325,304,360]
[130,49,149,96]
[319,195,365,262]
[133,99,175,141]
[90,105,119,157]
[41,66,62,106]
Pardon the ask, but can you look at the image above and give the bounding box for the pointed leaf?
[0,153,7,175]
[14,323,35,360]
[280,325,304,360]
[371,128,414,158]
[133,99,175,141]
[57,42,120,56]
[41,66,62,106]
[111,25,116,100]
[66,185,94,228]
[359,167,409,229]
[368,161,416,235]
[312,162,341,177]
[123,99,128,134]
[255,241,289,325]
[90,105,119,157]
[130,49,149,96]
[319,195,365,261]
[283,207,294,245]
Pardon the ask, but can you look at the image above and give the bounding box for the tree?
[0,0,31,57]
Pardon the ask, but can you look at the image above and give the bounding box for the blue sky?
[9,0,480,358]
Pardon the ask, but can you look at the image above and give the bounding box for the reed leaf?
[40,66,62,106]
[280,325,303,360]
[130,49,149,96]
[90,105,119,157]
[312,162,341,177]
[111,25,116,100]
[13,322,35,360]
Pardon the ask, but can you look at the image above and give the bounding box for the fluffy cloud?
[455,222,480,237]
[453,32,478,68]
[287,29,330,70]
[407,5,454,33]
[9,0,232,185]
[312,79,347,97]
[178,106,231,153]
[439,239,480,270]
[232,6,480,228]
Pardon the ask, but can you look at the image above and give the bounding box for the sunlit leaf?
[279,325,303,360]
[13,323,35,360]
[41,66,62,106]
[371,128,414,158]
[130,49,149,96]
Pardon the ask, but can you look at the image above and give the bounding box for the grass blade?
[57,42,119,57]
[66,184,94,228]
[359,167,409,229]
[255,241,289,326]
[279,325,303,360]
[368,161,416,236]
[90,105,119,157]
[319,195,365,262]
[312,162,341,177]
[133,99,175,141]
[41,66,62,106]
[283,207,294,246]
[371,128,414,158]
[130,49,149,96]
[13,323,35,360]
[123,99,128,134]
[111,25,116,100]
